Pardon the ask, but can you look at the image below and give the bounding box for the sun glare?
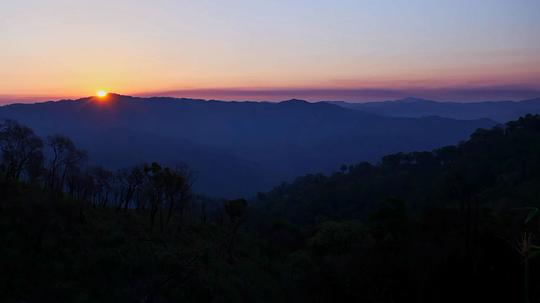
[97,90,108,98]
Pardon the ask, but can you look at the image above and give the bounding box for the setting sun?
[96,90,108,98]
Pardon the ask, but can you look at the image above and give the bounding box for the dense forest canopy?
[1,115,540,302]
[258,114,540,223]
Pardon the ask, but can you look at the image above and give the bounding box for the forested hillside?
[2,116,540,302]
[0,94,495,197]
[258,114,540,223]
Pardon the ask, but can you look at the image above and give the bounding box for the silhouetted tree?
[0,119,44,181]
[223,198,248,260]
[117,165,145,211]
[89,166,114,207]
[46,134,87,192]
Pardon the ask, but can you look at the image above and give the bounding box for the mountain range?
[328,97,540,122]
[0,94,498,197]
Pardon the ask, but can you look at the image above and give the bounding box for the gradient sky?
[1,0,539,103]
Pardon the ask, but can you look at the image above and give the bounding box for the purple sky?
[1,0,539,104]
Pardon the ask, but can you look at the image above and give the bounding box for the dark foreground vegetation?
[1,116,540,302]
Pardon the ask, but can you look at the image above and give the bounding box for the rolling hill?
[330,97,540,122]
[0,94,496,197]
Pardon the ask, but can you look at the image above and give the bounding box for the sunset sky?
[1,0,539,103]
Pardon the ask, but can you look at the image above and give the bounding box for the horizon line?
[2,84,540,105]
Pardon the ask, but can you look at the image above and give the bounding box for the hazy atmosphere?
[2,0,539,102]
[2,1,540,302]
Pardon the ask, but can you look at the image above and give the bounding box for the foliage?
[3,115,540,302]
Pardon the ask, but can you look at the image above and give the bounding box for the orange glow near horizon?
[96,90,108,98]
[2,1,539,103]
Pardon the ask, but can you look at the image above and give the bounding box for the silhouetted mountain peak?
[329,96,540,122]
[104,93,129,99]
[279,99,310,105]
[394,97,434,103]
[89,93,133,101]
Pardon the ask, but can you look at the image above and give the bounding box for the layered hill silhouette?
[329,97,540,122]
[0,94,496,197]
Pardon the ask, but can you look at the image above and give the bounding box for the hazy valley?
[0,94,499,197]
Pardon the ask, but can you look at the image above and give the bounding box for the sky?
[1,0,539,103]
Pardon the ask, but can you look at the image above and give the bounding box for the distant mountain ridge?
[0,94,496,197]
[328,97,540,122]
